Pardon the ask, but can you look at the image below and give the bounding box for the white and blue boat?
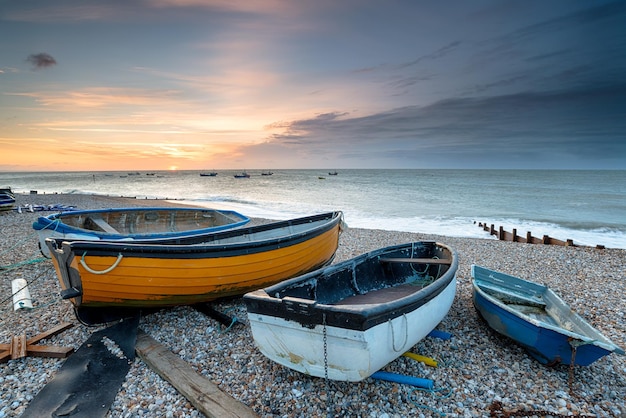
[471,265,624,366]
[33,207,249,257]
[244,241,457,382]
[0,187,16,212]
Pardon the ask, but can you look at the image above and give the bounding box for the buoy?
[12,278,33,310]
[371,371,433,389]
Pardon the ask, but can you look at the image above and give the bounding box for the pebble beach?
[1,193,624,418]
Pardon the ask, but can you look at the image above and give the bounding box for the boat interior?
[59,209,244,234]
[270,243,453,306]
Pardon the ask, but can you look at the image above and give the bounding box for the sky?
[1,0,625,172]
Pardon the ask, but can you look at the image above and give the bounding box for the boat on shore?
[471,265,624,366]
[33,207,250,258]
[0,187,16,212]
[45,211,344,325]
[244,241,457,381]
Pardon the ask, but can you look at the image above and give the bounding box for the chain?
[488,400,594,417]
[569,344,577,398]
[323,313,333,418]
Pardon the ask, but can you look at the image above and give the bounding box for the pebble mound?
[1,194,624,418]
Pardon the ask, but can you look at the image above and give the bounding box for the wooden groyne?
[475,222,605,250]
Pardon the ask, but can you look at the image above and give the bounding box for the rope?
[0,263,59,326]
[409,386,452,416]
[218,316,239,333]
[79,252,123,274]
[0,230,45,260]
[390,314,408,352]
[1,257,47,271]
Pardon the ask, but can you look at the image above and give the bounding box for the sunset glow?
[1,1,624,171]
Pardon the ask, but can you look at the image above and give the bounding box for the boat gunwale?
[47,211,344,258]
[32,206,250,236]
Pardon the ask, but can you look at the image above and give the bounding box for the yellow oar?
[403,352,438,367]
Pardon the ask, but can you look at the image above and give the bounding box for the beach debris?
[11,278,33,310]
[135,329,258,418]
[13,203,77,213]
[20,316,139,418]
[0,322,74,363]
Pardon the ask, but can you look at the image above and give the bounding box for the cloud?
[261,83,626,168]
[26,53,57,70]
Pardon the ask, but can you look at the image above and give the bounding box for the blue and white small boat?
[471,265,624,366]
[0,187,16,212]
[33,207,249,257]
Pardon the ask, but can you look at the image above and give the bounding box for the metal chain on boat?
[569,343,578,398]
[322,313,333,418]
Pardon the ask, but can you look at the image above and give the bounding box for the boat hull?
[46,212,343,311]
[0,191,15,211]
[471,265,624,366]
[247,278,455,381]
[244,241,458,381]
[33,207,249,258]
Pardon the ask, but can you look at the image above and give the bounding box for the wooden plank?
[27,322,74,345]
[379,257,452,265]
[26,345,74,358]
[135,330,258,418]
[88,216,119,233]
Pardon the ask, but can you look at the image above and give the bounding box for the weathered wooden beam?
[135,329,258,418]
[27,323,74,345]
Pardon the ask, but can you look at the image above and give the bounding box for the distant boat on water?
[200,172,218,177]
[328,171,338,175]
[234,171,251,178]
[261,171,273,176]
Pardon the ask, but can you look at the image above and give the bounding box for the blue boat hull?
[471,265,623,366]
[473,291,614,366]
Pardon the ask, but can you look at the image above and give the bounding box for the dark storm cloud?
[26,53,57,70]
[266,83,626,168]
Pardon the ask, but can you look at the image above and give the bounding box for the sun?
[168,166,178,171]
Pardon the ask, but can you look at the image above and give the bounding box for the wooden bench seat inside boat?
[333,283,425,306]
[475,280,546,307]
[86,216,120,234]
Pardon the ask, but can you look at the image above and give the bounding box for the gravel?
[1,193,624,417]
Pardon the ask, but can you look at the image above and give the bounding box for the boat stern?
[45,238,83,307]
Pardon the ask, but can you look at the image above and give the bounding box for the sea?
[1,169,625,249]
